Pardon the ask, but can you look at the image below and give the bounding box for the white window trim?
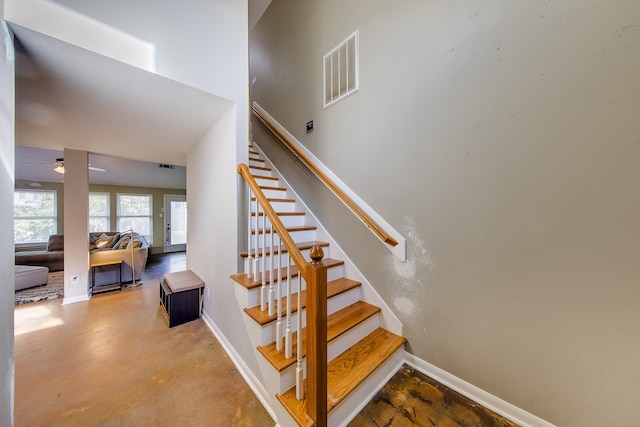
[14,189,57,244]
[116,193,153,243]
[89,192,111,232]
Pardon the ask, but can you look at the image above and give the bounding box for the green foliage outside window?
[14,190,57,243]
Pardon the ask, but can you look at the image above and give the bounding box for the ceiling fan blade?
[89,166,107,172]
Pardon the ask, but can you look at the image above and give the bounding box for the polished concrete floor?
[14,252,274,427]
[15,252,519,427]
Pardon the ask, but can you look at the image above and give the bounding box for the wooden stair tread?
[251,211,305,217]
[257,301,380,371]
[240,241,329,258]
[276,328,406,426]
[251,197,295,203]
[249,165,272,172]
[242,276,358,324]
[230,258,346,290]
[252,174,278,181]
[259,185,286,191]
[251,225,316,235]
[250,157,266,163]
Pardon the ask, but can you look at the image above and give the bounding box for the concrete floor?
[14,253,520,427]
[14,255,274,427]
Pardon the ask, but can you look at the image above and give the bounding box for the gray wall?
[0,3,15,425]
[250,1,640,425]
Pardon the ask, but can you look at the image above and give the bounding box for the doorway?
[164,195,187,253]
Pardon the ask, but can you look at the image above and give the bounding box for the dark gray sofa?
[15,234,64,272]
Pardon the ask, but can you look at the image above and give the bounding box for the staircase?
[230,143,406,426]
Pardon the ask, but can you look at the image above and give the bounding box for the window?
[89,193,110,232]
[14,190,57,244]
[117,194,152,244]
[323,30,359,108]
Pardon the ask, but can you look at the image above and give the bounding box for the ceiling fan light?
[54,165,65,174]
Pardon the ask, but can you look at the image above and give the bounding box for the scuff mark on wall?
[386,216,435,323]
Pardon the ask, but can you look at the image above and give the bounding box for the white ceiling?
[15,145,187,189]
[10,22,226,189]
[12,1,271,189]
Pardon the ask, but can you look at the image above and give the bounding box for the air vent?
[323,30,359,108]
[159,164,175,169]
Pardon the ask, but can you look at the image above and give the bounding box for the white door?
[164,195,187,253]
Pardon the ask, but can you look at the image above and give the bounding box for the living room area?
[14,145,188,304]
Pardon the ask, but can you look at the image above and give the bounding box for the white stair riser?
[241,278,303,308]
[238,262,346,307]
[243,248,333,274]
[274,313,381,394]
[260,310,306,346]
[261,201,296,212]
[327,287,362,314]
[248,167,270,176]
[260,188,288,199]
[330,348,405,427]
[250,214,306,228]
[250,229,316,243]
[256,286,361,347]
[254,177,279,187]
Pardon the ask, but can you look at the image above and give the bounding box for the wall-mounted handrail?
[237,163,328,427]
[251,105,399,247]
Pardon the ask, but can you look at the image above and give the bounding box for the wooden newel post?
[306,244,328,427]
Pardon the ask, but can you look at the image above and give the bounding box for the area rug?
[15,271,64,306]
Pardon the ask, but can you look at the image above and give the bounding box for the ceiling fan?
[54,158,107,174]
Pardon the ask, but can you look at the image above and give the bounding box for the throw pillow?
[118,238,131,250]
[95,238,110,248]
[106,233,121,248]
[94,233,114,248]
[47,234,64,251]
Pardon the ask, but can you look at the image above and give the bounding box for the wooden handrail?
[251,105,399,247]
[238,163,328,427]
[238,163,308,276]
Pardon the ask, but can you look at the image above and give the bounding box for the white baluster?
[285,254,293,359]
[253,197,258,287]
[275,233,283,351]
[268,221,275,316]
[260,204,267,311]
[296,277,304,400]
[247,190,253,279]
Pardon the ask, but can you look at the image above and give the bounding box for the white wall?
[187,106,262,376]
[62,149,89,304]
[0,4,15,425]
[250,1,640,425]
[52,0,249,162]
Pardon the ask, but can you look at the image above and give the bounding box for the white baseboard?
[201,310,280,425]
[200,309,552,427]
[405,353,555,427]
[61,294,90,305]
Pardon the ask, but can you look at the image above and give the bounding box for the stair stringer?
[252,142,403,337]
